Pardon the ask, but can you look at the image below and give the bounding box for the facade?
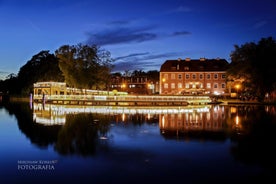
[109,75,158,94]
[160,58,229,95]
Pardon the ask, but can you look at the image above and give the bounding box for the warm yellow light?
[162,78,166,82]
[235,84,240,89]
[235,115,239,125]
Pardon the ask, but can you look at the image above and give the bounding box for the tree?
[0,73,18,94]
[17,50,64,95]
[55,44,113,91]
[228,37,276,101]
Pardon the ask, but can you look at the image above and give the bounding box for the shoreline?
[3,96,275,106]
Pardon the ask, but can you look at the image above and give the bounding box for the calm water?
[0,101,275,184]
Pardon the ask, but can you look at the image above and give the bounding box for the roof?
[160,58,229,72]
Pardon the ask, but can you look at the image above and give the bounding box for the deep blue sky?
[1,0,276,78]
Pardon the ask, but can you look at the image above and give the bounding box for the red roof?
[160,58,229,72]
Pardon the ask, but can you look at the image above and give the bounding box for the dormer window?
[184,66,189,71]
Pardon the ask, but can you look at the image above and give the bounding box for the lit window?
[185,83,189,88]
[171,83,175,89]
[207,83,211,88]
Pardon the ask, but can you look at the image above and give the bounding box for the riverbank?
[3,95,276,106]
[218,98,276,105]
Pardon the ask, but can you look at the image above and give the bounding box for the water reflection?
[32,103,211,125]
[1,101,276,171]
[159,105,229,141]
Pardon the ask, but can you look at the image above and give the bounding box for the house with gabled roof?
[159,57,229,95]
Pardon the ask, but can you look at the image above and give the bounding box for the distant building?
[109,75,155,94]
[159,58,229,95]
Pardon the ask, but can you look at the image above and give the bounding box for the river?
[0,101,275,184]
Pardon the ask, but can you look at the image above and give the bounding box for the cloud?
[112,52,181,72]
[172,31,191,36]
[84,21,192,72]
[114,52,149,60]
[86,26,192,46]
[86,27,157,46]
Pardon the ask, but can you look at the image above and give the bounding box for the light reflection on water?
[0,102,275,184]
[32,103,211,125]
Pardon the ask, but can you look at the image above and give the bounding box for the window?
[199,74,203,80]
[222,83,226,88]
[192,74,196,79]
[186,74,190,79]
[178,83,182,88]
[207,83,211,88]
[222,74,226,79]
[171,83,175,89]
[207,74,211,79]
[200,83,203,88]
[185,83,189,88]
[214,83,218,88]
[164,74,168,79]
[184,66,189,71]
[164,83,168,88]
[178,74,182,79]
[171,74,175,79]
[214,74,218,79]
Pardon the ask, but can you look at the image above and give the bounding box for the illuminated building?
[159,58,229,95]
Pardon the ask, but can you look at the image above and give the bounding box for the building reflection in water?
[34,103,266,141]
[33,103,232,140]
[159,105,228,140]
[33,103,213,125]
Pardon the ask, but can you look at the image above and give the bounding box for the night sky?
[1,0,276,78]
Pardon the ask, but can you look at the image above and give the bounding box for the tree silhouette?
[17,50,64,95]
[228,37,276,101]
[55,44,113,91]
